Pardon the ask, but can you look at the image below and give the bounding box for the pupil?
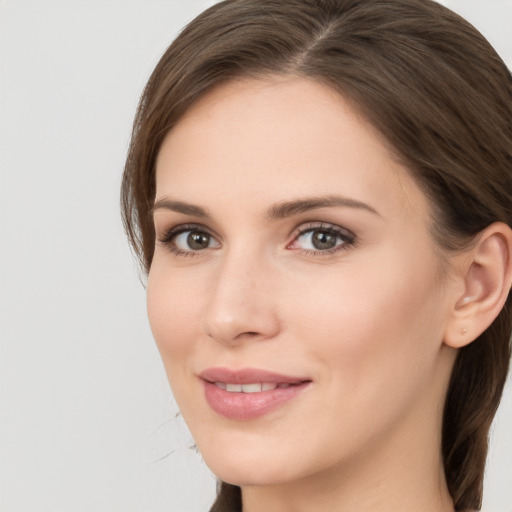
[187,231,209,250]
[312,231,336,250]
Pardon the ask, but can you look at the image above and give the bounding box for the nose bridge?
[201,243,279,345]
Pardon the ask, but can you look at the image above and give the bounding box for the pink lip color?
[199,367,312,420]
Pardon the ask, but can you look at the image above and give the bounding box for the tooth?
[241,383,262,393]
[219,382,283,393]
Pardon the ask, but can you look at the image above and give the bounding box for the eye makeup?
[289,222,356,256]
[157,223,219,257]
[156,220,357,259]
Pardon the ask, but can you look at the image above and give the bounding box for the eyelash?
[157,223,216,258]
[157,222,356,258]
[291,223,356,256]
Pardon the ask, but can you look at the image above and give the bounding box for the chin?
[198,436,305,487]
[210,463,294,488]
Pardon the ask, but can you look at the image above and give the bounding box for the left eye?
[173,229,219,251]
[291,226,353,252]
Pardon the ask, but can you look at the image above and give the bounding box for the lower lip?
[203,381,311,420]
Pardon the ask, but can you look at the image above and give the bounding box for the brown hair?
[121,1,512,510]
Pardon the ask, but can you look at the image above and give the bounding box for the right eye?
[159,225,220,256]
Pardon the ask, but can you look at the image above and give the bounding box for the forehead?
[155,76,429,222]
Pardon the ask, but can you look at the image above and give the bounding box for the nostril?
[233,331,261,340]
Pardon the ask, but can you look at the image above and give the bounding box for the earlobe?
[444,222,512,349]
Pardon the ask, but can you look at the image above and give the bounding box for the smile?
[199,367,312,420]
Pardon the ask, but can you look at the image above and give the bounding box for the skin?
[148,76,462,512]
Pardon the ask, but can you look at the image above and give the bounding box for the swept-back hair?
[121,1,512,510]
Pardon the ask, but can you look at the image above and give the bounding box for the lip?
[199,367,310,385]
[199,367,312,420]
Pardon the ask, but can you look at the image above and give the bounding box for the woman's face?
[148,77,458,488]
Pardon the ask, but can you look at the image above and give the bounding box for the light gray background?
[0,1,511,511]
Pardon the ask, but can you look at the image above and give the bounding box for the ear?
[444,222,512,348]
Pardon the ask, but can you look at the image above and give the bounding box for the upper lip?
[199,367,311,385]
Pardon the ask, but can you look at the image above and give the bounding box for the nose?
[201,249,280,347]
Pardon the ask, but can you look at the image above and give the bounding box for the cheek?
[285,253,446,390]
[146,265,204,368]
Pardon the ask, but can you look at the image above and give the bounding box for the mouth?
[199,367,312,420]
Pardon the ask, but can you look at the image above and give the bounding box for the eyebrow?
[152,198,209,217]
[265,194,380,220]
[152,194,380,220]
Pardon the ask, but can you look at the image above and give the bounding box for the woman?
[121,0,512,510]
